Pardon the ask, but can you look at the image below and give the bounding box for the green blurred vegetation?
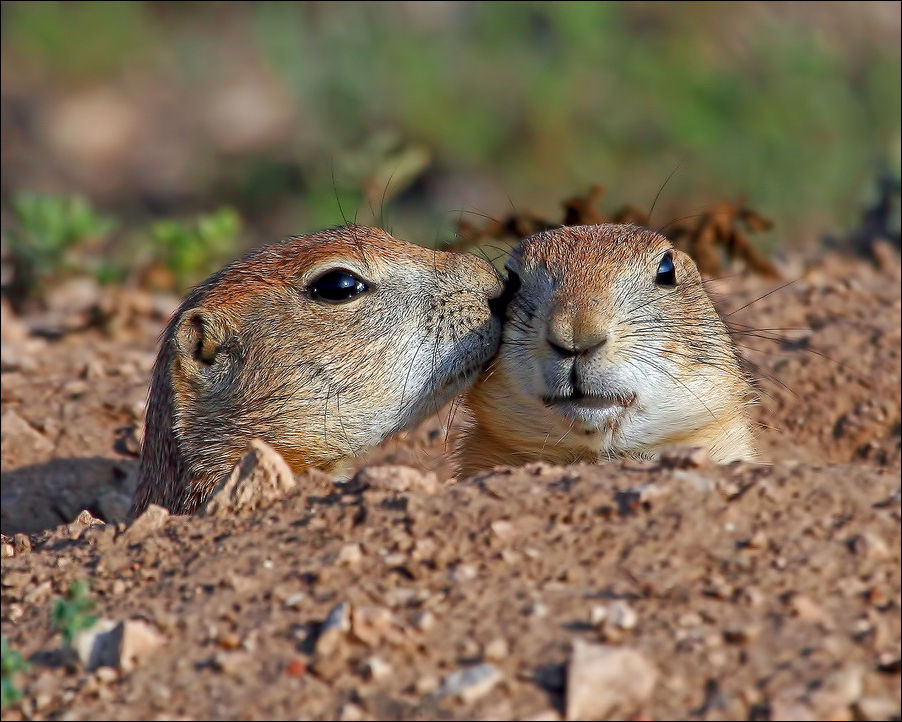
[4,194,116,297]
[1,635,29,709]
[51,579,97,647]
[1,1,899,294]
[2,192,244,297]
[149,208,242,290]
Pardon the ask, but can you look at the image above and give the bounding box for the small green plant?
[1,635,29,708]
[51,580,97,646]
[149,207,241,290]
[4,193,115,299]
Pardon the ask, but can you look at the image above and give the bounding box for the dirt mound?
[1,250,900,720]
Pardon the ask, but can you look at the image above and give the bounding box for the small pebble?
[283,592,305,610]
[13,533,31,555]
[416,674,439,695]
[352,605,394,646]
[338,543,363,565]
[363,655,392,682]
[285,658,307,678]
[413,610,436,632]
[484,637,509,660]
[316,602,351,656]
[339,703,366,721]
[606,600,638,630]
[438,663,502,704]
[451,564,478,582]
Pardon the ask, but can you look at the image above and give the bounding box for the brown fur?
[459,224,755,475]
[133,224,502,515]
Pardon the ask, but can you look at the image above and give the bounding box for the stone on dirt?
[354,464,439,494]
[1,408,54,458]
[316,602,352,657]
[351,605,395,646]
[72,618,164,672]
[437,663,502,704]
[123,504,170,542]
[202,439,297,515]
[566,640,657,721]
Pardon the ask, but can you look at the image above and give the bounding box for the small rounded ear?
[174,308,230,366]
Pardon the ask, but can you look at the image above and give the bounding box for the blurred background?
[1,1,899,302]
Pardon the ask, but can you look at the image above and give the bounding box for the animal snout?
[546,310,609,357]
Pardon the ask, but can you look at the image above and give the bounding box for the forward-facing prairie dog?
[459,224,755,475]
[133,224,504,516]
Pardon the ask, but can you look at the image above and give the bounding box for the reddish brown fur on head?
[459,224,755,474]
[133,224,503,515]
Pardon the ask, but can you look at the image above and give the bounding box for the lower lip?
[545,395,633,424]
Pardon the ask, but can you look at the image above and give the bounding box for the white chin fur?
[548,401,628,429]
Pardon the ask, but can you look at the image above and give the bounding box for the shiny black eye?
[308,269,369,303]
[655,252,676,286]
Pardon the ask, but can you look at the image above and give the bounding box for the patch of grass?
[51,580,97,647]
[148,207,242,290]
[1,636,29,708]
[3,193,116,299]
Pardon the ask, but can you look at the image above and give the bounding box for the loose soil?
[1,249,900,721]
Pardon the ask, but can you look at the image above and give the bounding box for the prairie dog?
[459,224,754,475]
[133,224,503,515]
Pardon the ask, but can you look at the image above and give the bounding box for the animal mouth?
[542,390,636,411]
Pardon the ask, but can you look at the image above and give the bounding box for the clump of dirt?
[450,184,780,277]
[1,245,900,720]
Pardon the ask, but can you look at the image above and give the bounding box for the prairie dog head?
[135,224,503,514]
[461,223,754,474]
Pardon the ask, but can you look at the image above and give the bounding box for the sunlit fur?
[459,224,755,475]
[133,224,502,515]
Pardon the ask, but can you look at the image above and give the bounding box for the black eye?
[309,269,369,303]
[655,252,676,286]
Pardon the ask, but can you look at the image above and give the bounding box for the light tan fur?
[133,224,503,515]
[459,224,754,476]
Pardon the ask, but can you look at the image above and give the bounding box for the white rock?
[119,619,165,672]
[606,600,638,630]
[338,543,363,565]
[72,618,163,672]
[72,618,120,670]
[484,637,509,661]
[363,655,392,682]
[438,663,502,704]
[566,640,657,721]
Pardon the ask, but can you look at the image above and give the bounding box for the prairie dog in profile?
[459,223,754,475]
[133,224,504,515]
